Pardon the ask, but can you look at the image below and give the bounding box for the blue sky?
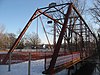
[0,0,57,33]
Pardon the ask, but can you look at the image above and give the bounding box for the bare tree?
[89,0,100,38]
[89,0,100,26]
[0,25,6,50]
[17,38,24,49]
[2,34,10,49]
[29,32,41,47]
[22,32,41,48]
[7,33,16,48]
[0,25,5,33]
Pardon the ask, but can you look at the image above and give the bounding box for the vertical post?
[70,17,72,52]
[44,51,46,71]
[28,52,31,75]
[36,17,38,52]
[8,52,11,72]
[87,32,91,57]
[80,19,83,59]
[75,64,77,71]
[85,27,88,56]
[54,22,56,49]
[64,38,66,53]
[75,34,77,51]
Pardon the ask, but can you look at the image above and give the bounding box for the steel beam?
[45,3,72,73]
[39,3,70,10]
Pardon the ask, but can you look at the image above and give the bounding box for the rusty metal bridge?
[1,2,99,75]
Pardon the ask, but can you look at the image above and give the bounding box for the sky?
[0,0,56,33]
[0,0,97,44]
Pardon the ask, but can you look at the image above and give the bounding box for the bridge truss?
[2,2,98,74]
